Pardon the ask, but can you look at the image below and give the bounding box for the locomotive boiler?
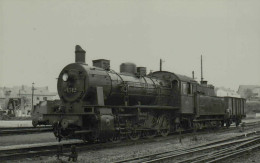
[44,45,246,142]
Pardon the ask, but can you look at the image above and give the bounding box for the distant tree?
[244,89,254,99]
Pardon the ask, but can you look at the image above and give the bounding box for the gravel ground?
[8,125,260,163]
[224,149,260,163]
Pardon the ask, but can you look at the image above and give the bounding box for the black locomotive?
[44,45,246,141]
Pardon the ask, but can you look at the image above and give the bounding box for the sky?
[0,0,260,92]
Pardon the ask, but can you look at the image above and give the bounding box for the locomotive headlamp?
[62,73,69,82]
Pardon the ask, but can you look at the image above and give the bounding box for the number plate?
[64,87,77,93]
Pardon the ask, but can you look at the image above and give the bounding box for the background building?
[0,85,57,117]
[215,87,240,98]
[238,85,260,101]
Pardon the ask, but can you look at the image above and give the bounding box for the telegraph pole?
[32,82,35,110]
[201,55,203,83]
[160,59,162,71]
[160,59,165,71]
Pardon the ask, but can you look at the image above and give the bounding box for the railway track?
[242,120,260,127]
[113,121,260,163]
[0,121,259,161]
[114,132,260,163]
[181,138,260,163]
[0,140,83,161]
[0,126,52,136]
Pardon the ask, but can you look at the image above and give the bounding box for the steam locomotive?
[44,45,246,141]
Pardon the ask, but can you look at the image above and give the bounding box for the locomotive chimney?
[75,45,86,63]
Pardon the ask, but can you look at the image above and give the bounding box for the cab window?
[182,82,192,95]
[172,80,179,90]
[188,83,193,94]
[182,83,188,95]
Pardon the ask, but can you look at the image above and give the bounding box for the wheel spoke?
[159,115,170,137]
[160,129,170,137]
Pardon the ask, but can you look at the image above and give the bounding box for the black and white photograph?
[1,0,260,162]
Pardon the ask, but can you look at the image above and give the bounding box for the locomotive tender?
[44,45,246,141]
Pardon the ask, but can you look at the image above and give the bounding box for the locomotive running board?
[82,105,179,110]
[193,118,225,122]
[133,105,179,110]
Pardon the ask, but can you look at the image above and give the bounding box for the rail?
[0,126,52,136]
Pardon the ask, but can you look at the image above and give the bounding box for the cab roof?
[149,71,197,83]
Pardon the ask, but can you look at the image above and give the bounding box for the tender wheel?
[226,121,231,128]
[128,130,141,141]
[236,119,240,127]
[83,135,96,143]
[193,123,200,130]
[221,121,224,127]
[160,129,170,137]
[215,121,221,129]
[236,121,239,127]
